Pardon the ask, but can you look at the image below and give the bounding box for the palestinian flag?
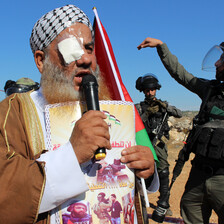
[109,114,116,122]
[93,7,158,163]
[115,119,121,126]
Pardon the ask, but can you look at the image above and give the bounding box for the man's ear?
[34,50,45,73]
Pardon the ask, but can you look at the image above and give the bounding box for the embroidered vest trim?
[18,92,45,155]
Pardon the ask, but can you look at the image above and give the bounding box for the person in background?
[135,74,182,217]
[137,37,224,224]
[4,77,39,96]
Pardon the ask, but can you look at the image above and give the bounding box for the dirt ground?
[147,141,218,224]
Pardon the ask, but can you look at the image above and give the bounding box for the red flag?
[93,8,158,162]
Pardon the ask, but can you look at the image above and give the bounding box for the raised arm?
[137,37,208,98]
[137,37,163,50]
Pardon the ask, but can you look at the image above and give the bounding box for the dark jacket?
[136,97,182,143]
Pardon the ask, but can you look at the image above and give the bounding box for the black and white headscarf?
[30,4,92,54]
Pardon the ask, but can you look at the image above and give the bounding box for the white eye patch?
[58,37,84,65]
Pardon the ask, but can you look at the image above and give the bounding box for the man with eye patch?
[138,37,224,224]
[0,5,157,224]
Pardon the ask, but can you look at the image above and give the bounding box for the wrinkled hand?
[137,37,163,50]
[120,146,155,179]
[70,110,111,164]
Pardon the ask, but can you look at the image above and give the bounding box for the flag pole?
[93,7,150,208]
[141,178,150,207]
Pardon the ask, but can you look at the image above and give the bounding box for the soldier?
[137,37,224,224]
[4,77,39,96]
[135,74,182,218]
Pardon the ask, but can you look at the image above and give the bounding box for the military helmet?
[135,73,161,92]
[4,77,39,96]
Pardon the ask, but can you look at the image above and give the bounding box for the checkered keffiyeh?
[30,4,93,54]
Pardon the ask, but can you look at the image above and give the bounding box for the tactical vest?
[192,89,224,162]
[136,100,170,142]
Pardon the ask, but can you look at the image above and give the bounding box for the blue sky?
[0,0,223,110]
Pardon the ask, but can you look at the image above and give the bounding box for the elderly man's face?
[48,23,97,92]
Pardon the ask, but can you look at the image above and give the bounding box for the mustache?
[73,67,99,80]
[40,55,104,104]
[41,55,99,85]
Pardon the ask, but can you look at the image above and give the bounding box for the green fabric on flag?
[115,120,121,125]
[136,128,159,166]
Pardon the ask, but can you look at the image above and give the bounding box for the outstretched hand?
[137,37,163,50]
[120,145,155,179]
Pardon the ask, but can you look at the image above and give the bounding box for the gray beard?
[41,56,100,104]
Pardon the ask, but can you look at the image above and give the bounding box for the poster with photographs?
[45,100,136,224]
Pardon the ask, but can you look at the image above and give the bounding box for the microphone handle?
[82,76,106,160]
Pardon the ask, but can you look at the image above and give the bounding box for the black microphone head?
[82,74,98,88]
[81,74,99,111]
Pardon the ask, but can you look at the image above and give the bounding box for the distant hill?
[182,111,198,118]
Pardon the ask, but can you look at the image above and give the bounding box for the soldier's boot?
[158,168,172,216]
[152,168,172,223]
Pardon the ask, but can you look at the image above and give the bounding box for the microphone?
[81,74,106,160]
